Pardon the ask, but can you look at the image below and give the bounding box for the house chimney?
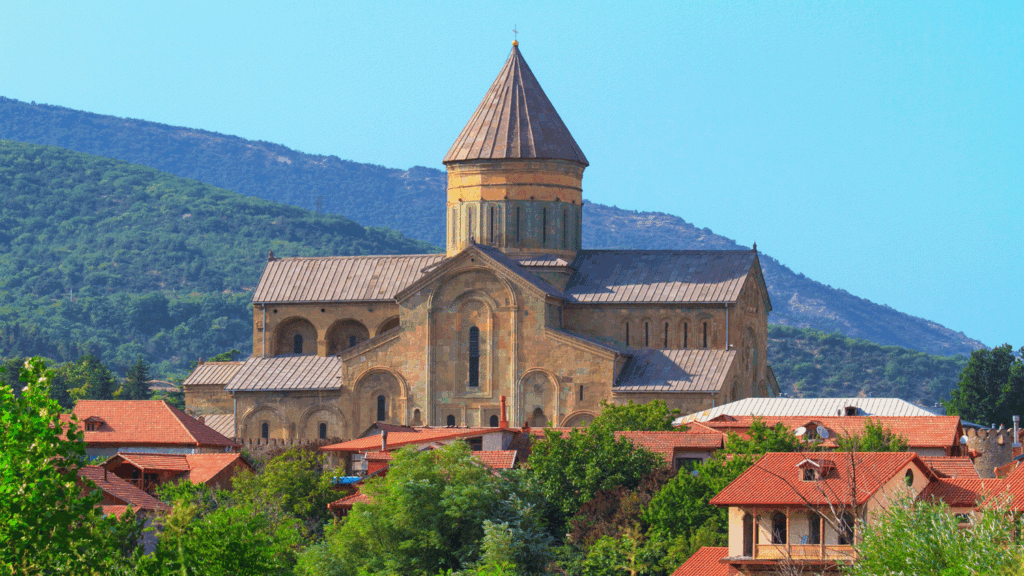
[103,466,107,481]
[1014,415,1021,458]
[499,396,509,429]
[198,416,205,424]
[381,429,388,452]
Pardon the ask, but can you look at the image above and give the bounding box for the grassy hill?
[0,96,983,357]
[0,140,433,376]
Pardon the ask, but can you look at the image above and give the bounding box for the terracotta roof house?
[708,452,937,573]
[102,452,252,492]
[671,546,740,576]
[615,426,725,471]
[78,465,170,517]
[67,400,239,458]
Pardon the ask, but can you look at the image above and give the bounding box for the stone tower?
[443,41,588,259]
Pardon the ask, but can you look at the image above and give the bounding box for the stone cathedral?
[183,42,777,441]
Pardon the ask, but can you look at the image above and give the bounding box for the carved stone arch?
[326,319,370,355]
[298,403,348,440]
[427,266,517,311]
[241,404,285,439]
[352,367,408,431]
[273,316,317,356]
[375,316,400,337]
[561,410,597,427]
[520,369,558,427]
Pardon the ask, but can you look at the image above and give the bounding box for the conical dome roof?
[444,44,588,166]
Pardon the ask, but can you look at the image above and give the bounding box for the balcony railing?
[754,544,856,562]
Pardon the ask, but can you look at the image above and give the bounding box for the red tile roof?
[327,491,371,510]
[185,453,250,484]
[70,400,238,448]
[473,450,518,470]
[920,457,980,479]
[709,452,932,507]
[918,477,998,508]
[616,430,725,465]
[113,453,191,472]
[320,427,499,453]
[984,462,1024,510]
[671,547,739,576]
[701,416,961,450]
[78,465,169,512]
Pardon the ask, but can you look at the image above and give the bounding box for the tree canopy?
[945,344,1024,428]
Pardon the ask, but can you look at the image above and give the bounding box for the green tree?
[0,357,141,574]
[834,418,909,452]
[50,353,119,405]
[122,355,151,400]
[945,344,1024,428]
[589,400,682,432]
[844,495,1023,576]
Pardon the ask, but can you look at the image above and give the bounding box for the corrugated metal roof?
[615,349,736,393]
[472,245,566,299]
[225,355,344,392]
[443,44,588,166]
[182,362,242,387]
[678,397,939,424]
[565,250,756,304]
[516,255,572,267]
[252,254,445,303]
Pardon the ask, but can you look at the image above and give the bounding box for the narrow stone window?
[579,385,584,401]
[377,395,386,422]
[489,415,499,427]
[562,209,568,249]
[318,423,327,440]
[664,323,669,348]
[644,322,649,347]
[516,206,521,243]
[261,422,269,440]
[447,414,456,427]
[349,335,357,349]
[703,322,708,348]
[468,326,480,387]
[683,323,688,348]
[293,334,303,354]
[468,207,475,242]
[542,208,547,246]
[625,323,630,346]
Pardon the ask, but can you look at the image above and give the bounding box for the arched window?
[644,322,650,347]
[664,323,669,348]
[703,322,708,348]
[579,385,584,401]
[905,469,914,486]
[808,513,821,545]
[562,209,568,249]
[467,207,475,242]
[293,334,303,354]
[683,323,688,348]
[468,326,480,387]
[376,395,386,422]
[489,415,499,427]
[771,512,787,544]
[447,415,456,427]
[542,208,548,246]
[412,409,422,426]
[319,423,327,440]
[261,422,269,440]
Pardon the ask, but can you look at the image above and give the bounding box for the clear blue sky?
[1,1,1020,351]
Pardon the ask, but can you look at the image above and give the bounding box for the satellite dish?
[960,435,969,446]
[794,427,807,437]
[817,426,830,440]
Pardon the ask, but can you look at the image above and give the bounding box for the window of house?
[675,457,702,474]
[319,423,327,440]
[905,469,914,486]
[261,422,269,440]
[377,395,386,422]
[489,415,499,427]
[839,513,855,545]
[771,512,787,544]
[468,436,483,451]
[293,334,303,354]
[447,415,456,427]
[808,513,821,545]
[468,326,480,387]
[802,467,817,481]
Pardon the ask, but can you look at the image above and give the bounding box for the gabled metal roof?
[251,254,445,303]
[615,349,737,393]
[225,355,344,392]
[182,361,242,387]
[566,250,758,304]
[444,44,588,166]
[678,397,939,424]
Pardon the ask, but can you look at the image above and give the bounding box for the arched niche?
[353,369,407,430]
[520,370,558,427]
[561,410,596,427]
[375,316,400,337]
[241,405,285,440]
[299,403,347,441]
[274,317,317,356]
[327,319,370,355]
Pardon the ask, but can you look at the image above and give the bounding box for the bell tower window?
[515,206,521,243]
[542,208,548,246]
[468,326,480,387]
[562,209,568,249]
[488,206,495,243]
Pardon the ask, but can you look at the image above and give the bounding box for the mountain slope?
[0,96,983,356]
[0,140,433,375]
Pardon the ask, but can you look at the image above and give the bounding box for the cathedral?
[183,42,777,441]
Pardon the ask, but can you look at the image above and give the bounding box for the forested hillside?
[0,141,433,376]
[0,96,984,356]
